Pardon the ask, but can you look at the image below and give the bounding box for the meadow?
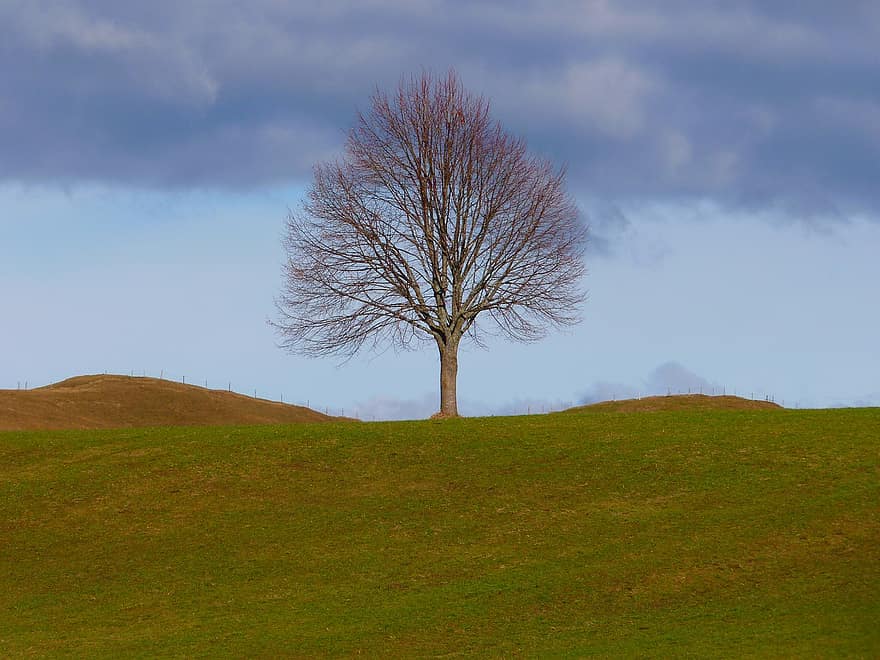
[1,406,878,656]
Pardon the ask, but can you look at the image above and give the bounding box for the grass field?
[1,407,878,656]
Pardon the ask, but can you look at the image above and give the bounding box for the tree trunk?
[437,337,460,417]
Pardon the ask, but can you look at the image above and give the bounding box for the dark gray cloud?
[1,1,878,219]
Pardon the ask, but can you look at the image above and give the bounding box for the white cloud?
[517,58,658,139]
[578,361,725,404]
[349,391,574,421]
[350,393,436,421]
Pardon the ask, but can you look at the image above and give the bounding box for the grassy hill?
[1,408,878,655]
[0,375,341,430]
[564,393,782,413]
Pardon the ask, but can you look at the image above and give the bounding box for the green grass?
[1,408,878,656]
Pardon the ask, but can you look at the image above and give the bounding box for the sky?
[2,0,878,418]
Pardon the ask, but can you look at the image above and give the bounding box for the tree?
[274,71,586,417]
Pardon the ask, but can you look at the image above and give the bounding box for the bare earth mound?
[564,393,782,414]
[0,375,345,431]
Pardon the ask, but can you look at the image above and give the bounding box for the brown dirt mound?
[0,374,347,431]
[563,393,782,414]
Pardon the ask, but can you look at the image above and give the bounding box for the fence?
[3,370,354,418]
[489,386,791,417]
[4,371,796,418]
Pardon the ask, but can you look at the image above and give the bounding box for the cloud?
[0,1,878,222]
[583,201,671,266]
[585,201,635,257]
[577,380,640,405]
[349,393,436,421]
[646,361,720,396]
[352,360,738,420]
[350,392,574,421]
[578,361,724,404]
[514,58,658,140]
[847,394,880,408]
[8,1,218,105]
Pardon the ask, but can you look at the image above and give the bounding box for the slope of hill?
[0,374,342,430]
[1,408,877,655]
[563,393,782,413]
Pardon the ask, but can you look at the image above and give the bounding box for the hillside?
[0,374,342,430]
[563,393,782,413]
[1,409,877,655]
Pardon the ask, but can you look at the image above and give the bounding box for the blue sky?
[2,1,878,417]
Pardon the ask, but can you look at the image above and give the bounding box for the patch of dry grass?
[0,375,343,430]
[564,393,782,413]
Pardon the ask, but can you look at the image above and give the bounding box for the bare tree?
[274,71,586,417]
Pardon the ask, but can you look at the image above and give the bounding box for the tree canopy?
[275,71,586,416]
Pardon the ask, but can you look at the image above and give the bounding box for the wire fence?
[4,371,796,420]
[3,370,357,418]
[477,385,795,418]
[488,395,790,417]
